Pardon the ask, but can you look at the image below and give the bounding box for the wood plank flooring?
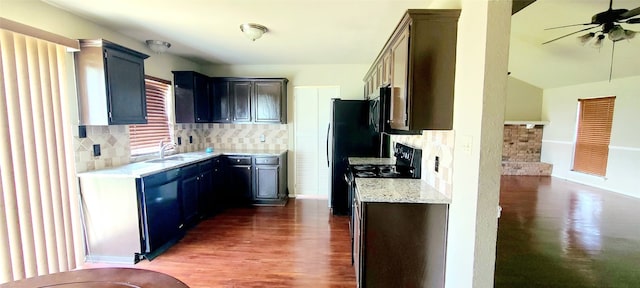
[83,199,356,287]
[496,176,640,287]
[80,176,640,287]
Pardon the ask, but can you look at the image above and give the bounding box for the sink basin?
[146,156,192,163]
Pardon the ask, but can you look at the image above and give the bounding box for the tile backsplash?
[74,125,130,173]
[390,131,454,197]
[75,123,289,172]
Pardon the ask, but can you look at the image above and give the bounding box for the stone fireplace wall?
[502,124,552,175]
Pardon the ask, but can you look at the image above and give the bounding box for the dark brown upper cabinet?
[210,80,231,123]
[230,81,252,122]
[364,9,460,131]
[75,39,149,125]
[254,80,286,123]
[173,71,212,123]
[211,77,288,124]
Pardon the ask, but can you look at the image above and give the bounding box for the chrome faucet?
[159,140,176,159]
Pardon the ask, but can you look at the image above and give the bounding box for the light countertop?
[78,149,287,178]
[355,178,450,204]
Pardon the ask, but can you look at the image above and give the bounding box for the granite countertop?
[78,149,287,178]
[348,157,395,165]
[355,178,450,204]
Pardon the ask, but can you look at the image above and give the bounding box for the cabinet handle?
[197,176,200,180]
[237,159,240,162]
[247,167,250,170]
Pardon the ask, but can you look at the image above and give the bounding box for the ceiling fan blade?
[542,25,601,45]
[544,23,598,30]
[624,18,640,24]
[619,7,640,19]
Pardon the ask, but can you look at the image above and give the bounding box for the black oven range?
[349,143,423,179]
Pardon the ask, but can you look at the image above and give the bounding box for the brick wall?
[502,124,552,176]
[502,124,543,162]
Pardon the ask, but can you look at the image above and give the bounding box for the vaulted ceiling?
[41,0,640,89]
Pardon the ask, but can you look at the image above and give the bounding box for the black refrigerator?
[329,99,381,215]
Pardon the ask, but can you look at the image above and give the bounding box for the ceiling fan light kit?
[543,0,639,80]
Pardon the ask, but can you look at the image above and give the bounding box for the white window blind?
[0,27,82,283]
[129,77,172,155]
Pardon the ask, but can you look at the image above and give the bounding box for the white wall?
[1,1,201,81]
[506,76,542,121]
[430,0,511,287]
[541,75,640,198]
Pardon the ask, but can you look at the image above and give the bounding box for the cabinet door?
[180,173,199,227]
[104,47,147,124]
[193,73,212,122]
[254,165,279,199]
[228,165,253,205]
[231,81,252,122]
[390,28,410,130]
[198,168,214,217]
[212,165,226,212]
[382,52,392,85]
[211,80,231,123]
[253,81,282,123]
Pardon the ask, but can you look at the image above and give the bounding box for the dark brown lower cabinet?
[353,191,449,288]
[252,153,288,206]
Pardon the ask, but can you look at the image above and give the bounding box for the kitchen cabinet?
[253,155,284,204]
[254,81,286,123]
[352,190,449,288]
[74,39,149,125]
[211,78,288,124]
[231,81,252,122]
[390,28,409,130]
[363,10,460,131]
[211,80,232,123]
[173,71,212,123]
[180,159,216,228]
[211,157,227,212]
[226,156,253,206]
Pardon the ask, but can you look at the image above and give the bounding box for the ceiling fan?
[542,0,640,80]
[543,0,640,46]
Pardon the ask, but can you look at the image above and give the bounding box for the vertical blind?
[129,77,172,155]
[0,29,82,283]
[573,96,616,176]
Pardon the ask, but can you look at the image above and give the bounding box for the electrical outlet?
[177,137,182,145]
[93,144,101,157]
[78,126,87,138]
[435,156,439,172]
[189,136,193,143]
[260,134,266,142]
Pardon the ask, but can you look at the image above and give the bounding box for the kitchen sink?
[146,155,193,163]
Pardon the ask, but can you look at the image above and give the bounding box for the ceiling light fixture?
[145,40,171,54]
[240,23,268,41]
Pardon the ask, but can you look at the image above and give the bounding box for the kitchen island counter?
[355,178,450,204]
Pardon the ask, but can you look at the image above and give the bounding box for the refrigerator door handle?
[326,123,330,167]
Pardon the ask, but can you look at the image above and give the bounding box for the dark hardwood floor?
[80,177,640,288]
[84,199,356,287]
[496,176,640,287]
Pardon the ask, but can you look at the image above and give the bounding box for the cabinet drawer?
[226,156,252,165]
[254,156,278,165]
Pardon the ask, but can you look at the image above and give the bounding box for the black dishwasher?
[138,168,183,260]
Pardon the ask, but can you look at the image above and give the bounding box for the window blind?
[572,96,615,176]
[0,28,82,284]
[129,77,172,155]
